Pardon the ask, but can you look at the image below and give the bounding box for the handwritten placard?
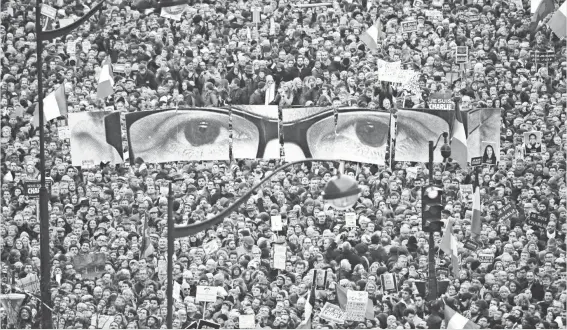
[377,60,402,83]
[455,46,468,64]
[346,290,368,321]
[41,4,57,19]
[196,286,217,302]
[18,274,40,293]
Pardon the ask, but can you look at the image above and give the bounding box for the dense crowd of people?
[1,0,567,328]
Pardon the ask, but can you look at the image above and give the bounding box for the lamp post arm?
[39,0,106,41]
[171,159,338,239]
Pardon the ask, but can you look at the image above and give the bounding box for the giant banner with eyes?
[394,108,454,163]
[124,108,230,164]
[466,108,501,165]
[68,112,124,167]
[229,105,281,160]
[282,107,389,164]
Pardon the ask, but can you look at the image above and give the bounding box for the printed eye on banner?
[394,108,453,163]
[68,112,124,167]
[282,106,390,164]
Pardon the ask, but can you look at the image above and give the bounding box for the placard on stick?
[273,243,286,270]
[196,286,217,302]
[455,46,468,64]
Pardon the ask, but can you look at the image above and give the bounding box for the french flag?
[451,102,467,168]
[360,19,383,51]
[97,56,114,99]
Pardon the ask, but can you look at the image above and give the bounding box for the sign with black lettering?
[497,204,517,222]
[478,253,494,264]
[530,50,555,64]
[455,46,468,64]
[429,92,454,110]
[320,302,347,324]
[527,213,548,230]
[468,12,479,22]
[464,239,480,251]
[23,180,52,199]
[401,21,418,33]
[471,157,482,167]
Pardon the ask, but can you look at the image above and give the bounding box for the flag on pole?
[140,214,155,258]
[450,102,467,168]
[440,219,460,278]
[530,0,555,32]
[359,20,383,51]
[336,284,375,319]
[297,271,316,329]
[32,83,67,127]
[549,1,567,39]
[97,57,114,99]
[444,304,480,329]
[470,185,481,240]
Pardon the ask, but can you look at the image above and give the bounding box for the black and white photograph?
[125,108,231,163]
[229,105,280,160]
[2,0,566,328]
[466,108,501,164]
[524,131,543,154]
[394,108,453,163]
[282,107,390,164]
[481,141,498,165]
[68,112,123,167]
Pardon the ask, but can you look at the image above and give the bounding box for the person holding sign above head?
[482,144,497,165]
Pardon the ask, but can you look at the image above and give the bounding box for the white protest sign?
[239,314,256,329]
[59,18,74,27]
[273,243,286,270]
[203,240,219,255]
[196,286,217,302]
[173,281,182,303]
[81,160,95,169]
[160,4,187,20]
[41,4,57,19]
[67,41,76,55]
[82,39,91,53]
[320,302,347,324]
[406,167,418,180]
[346,290,368,321]
[271,215,283,231]
[18,274,40,293]
[345,212,356,227]
[401,20,418,33]
[58,126,70,139]
[377,60,402,83]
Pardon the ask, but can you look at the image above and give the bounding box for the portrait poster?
[125,108,230,164]
[282,107,389,164]
[229,105,280,160]
[394,108,453,163]
[466,108,501,164]
[524,131,542,154]
[481,141,498,165]
[68,112,123,166]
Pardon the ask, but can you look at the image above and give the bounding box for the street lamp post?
[165,159,361,321]
[35,2,53,328]
[427,133,451,302]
